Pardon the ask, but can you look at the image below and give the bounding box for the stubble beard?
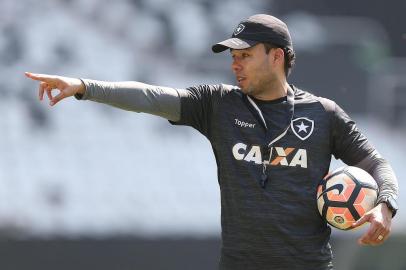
[242,86,254,95]
[242,80,267,98]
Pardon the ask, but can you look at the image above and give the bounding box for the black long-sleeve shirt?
[77,80,398,270]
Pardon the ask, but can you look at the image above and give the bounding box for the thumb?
[50,92,65,106]
[352,213,370,228]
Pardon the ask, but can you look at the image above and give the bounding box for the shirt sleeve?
[331,103,376,165]
[355,151,399,203]
[169,84,229,138]
[75,79,181,122]
[329,102,399,207]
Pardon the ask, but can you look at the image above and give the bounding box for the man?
[26,14,398,270]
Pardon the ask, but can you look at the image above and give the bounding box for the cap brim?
[212,38,258,53]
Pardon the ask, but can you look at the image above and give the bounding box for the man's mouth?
[237,76,246,83]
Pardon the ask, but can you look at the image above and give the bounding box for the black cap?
[212,14,293,53]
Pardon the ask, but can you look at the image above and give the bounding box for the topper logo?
[235,118,256,128]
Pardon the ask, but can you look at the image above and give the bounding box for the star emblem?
[291,117,314,141]
[296,121,309,133]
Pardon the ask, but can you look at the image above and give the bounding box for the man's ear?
[273,48,285,64]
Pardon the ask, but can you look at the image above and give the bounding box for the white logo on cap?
[233,24,245,36]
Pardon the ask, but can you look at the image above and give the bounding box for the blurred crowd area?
[0,0,405,240]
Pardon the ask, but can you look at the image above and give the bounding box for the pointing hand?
[25,72,85,106]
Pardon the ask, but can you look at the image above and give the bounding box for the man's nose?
[231,59,242,73]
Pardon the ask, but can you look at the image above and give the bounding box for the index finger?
[25,72,58,83]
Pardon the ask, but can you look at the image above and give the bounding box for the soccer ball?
[317,166,378,230]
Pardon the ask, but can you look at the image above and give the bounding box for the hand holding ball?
[317,166,378,230]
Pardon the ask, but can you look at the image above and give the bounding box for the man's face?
[230,43,278,95]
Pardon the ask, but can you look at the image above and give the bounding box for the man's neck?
[251,80,289,101]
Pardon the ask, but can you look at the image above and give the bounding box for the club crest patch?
[233,24,245,36]
[291,117,314,140]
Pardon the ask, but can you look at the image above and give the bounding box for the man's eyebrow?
[230,48,250,54]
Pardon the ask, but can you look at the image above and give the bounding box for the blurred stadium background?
[0,0,405,269]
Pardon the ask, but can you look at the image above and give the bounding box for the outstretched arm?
[25,72,181,121]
